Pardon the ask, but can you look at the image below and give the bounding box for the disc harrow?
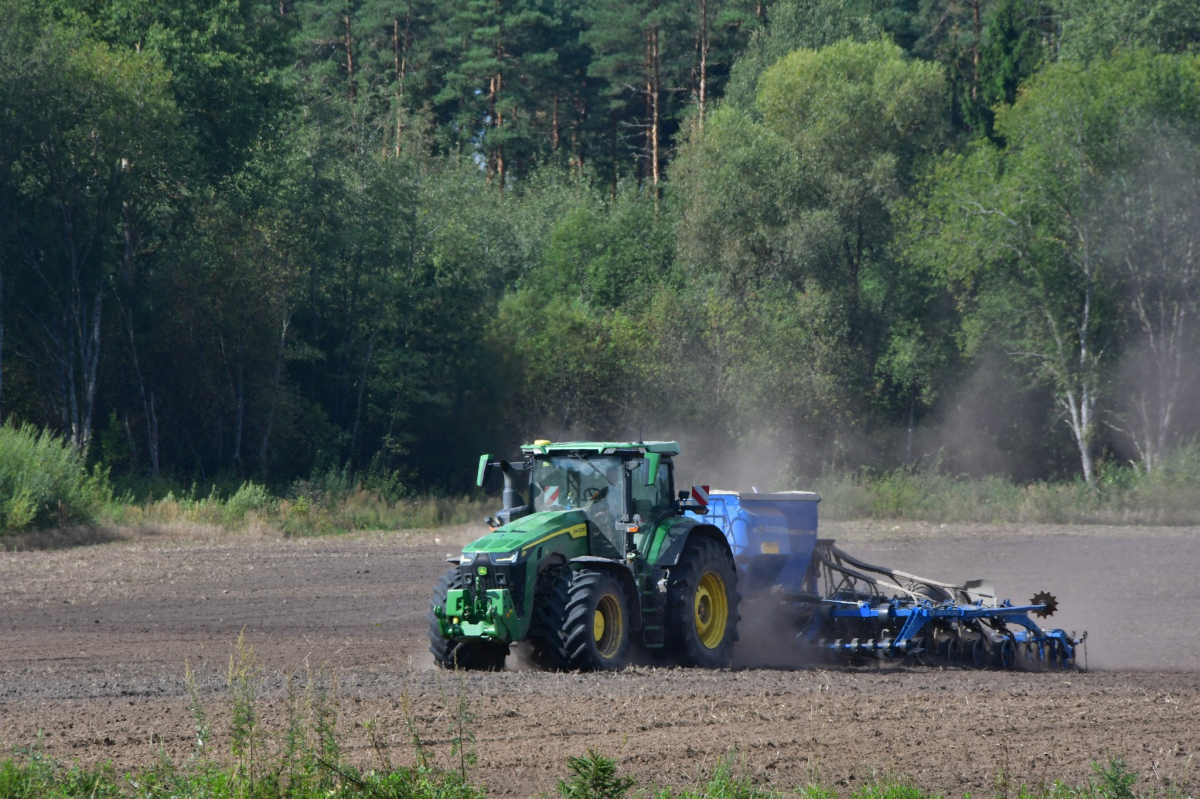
[688,491,1087,670]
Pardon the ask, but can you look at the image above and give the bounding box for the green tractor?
[428,440,739,671]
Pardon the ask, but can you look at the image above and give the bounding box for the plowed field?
[2,521,1197,796]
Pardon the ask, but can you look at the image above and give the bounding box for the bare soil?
[2,522,1198,796]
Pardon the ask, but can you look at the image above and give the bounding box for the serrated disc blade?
[1031,591,1058,619]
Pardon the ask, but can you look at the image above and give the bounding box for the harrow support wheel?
[559,569,631,671]
[666,536,740,668]
[427,569,509,671]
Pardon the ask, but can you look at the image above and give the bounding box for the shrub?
[225,481,274,519]
[0,422,109,535]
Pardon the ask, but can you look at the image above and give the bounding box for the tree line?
[1,0,1198,493]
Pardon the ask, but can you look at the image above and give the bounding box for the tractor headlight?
[460,551,478,565]
[490,551,521,565]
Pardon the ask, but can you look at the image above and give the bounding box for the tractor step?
[642,606,665,647]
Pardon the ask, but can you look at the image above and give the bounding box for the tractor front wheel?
[427,569,509,671]
[666,536,739,668]
[560,569,631,671]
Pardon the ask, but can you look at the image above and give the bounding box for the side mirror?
[645,451,660,485]
[477,454,493,487]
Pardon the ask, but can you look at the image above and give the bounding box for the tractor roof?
[520,440,680,456]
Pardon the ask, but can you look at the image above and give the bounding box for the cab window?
[630,458,672,518]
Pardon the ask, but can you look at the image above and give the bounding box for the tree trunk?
[905,393,915,466]
[393,15,409,157]
[0,254,4,418]
[72,281,103,455]
[120,295,159,475]
[348,327,379,470]
[259,313,290,478]
[147,391,159,476]
[345,8,356,101]
[649,22,661,196]
[552,93,560,151]
[496,73,506,189]
[233,337,245,474]
[698,0,709,131]
[971,0,981,101]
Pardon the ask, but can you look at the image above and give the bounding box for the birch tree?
[1109,132,1200,471]
[912,51,1200,481]
[0,17,178,454]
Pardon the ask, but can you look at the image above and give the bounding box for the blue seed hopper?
[689,490,1086,669]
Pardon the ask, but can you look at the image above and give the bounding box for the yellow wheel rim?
[694,571,729,650]
[593,594,623,659]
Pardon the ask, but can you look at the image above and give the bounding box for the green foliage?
[227,482,276,518]
[669,756,777,799]
[0,422,109,534]
[4,0,1200,502]
[557,750,637,799]
[723,0,877,109]
[972,0,1044,138]
[1054,0,1200,63]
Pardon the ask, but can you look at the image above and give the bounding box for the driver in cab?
[582,465,621,528]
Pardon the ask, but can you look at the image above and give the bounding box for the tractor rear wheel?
[427,569,509,671]
[560,569,631,671]
[666,536,739,668]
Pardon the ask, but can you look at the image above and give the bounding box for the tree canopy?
[2,0,1200,493]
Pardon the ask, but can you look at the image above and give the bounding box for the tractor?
[429,439,1086,671]
[428,440,736,670]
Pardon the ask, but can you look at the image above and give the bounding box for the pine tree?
[973,0,1042,138]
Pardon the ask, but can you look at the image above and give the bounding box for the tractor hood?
[462,509,589,556]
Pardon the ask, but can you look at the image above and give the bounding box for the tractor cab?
[527,447,675,558]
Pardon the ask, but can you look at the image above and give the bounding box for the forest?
[1,0,1199,496]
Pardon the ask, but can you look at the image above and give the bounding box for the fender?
[570,556,643,632]
[654,522,730,567]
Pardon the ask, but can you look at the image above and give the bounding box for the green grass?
[87,464,491,537]
[0,747,1182,799]
[813,445,1200,525]
[97,480,489,537]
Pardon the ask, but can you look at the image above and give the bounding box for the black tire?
[427,569,509,671]
[666,536,740,668]
[524,566,572,671]
[559,569,632,671]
